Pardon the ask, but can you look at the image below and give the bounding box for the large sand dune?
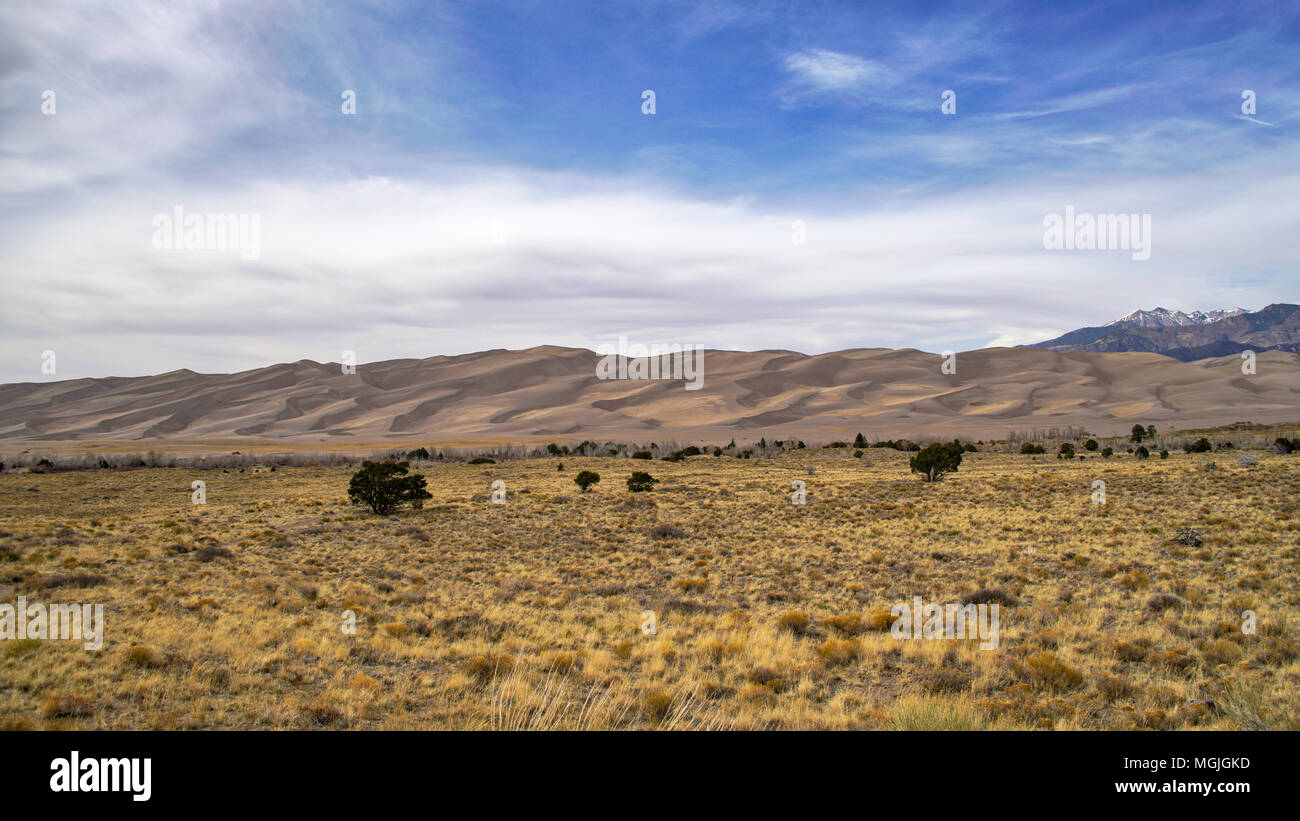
[1,345,1298,446]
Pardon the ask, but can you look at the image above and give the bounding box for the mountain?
[2,345,1299,446]
[1105,307,1248,329]
[1033,303,1300,361]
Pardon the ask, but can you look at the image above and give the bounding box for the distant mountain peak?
[1032,303,1299,361]
[1106,307,1248,329]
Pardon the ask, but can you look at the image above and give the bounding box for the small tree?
[1058,442,1076,459]
[1083,439,1099,452]
[347,461,431,515]
[1130,424,1145,443]
[1102,447,1114,458]
[1134,445,1150,459]
[574,470,600,492]
[1146,425,1156,439]
[1186,438,1212,453]
[627,471,658,492]
[853,432,867,448]
[909,442,963,482]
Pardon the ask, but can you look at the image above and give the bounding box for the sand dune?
[1,345,1298,446]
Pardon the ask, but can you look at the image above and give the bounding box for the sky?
[1,0,1298,382]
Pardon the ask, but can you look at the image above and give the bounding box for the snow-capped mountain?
[1105,307,1248,329]
[1031,303,1300,361]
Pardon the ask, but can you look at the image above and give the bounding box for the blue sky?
[1,0,1298,381]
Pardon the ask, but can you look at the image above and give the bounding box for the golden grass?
[1,447,1297,729]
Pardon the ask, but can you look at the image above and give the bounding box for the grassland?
[1,447,1297,730]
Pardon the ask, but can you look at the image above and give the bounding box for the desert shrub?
[405,447,429,460]
[1113,641,1148,662]
[1149,649,1194,673]
[1201,639,1244,666]
[1160,449,1169,458]
[1116,570,1149,590]
[823,613,863,635]
[1083,439,1099,451]
[347,461,432,515]
[1102,447,1114,458]
[468,457,495,464]
[631,451,652,460]
[865,609,896,631]
[194,546,233,562]
[1274,437,1295,454]
[1185,437,1212,453]
[1094,674,1131,700]
[40,573,106,589]
[651,523,686,539]
[1172,528,1203,546]
[1134,445,1150,459]
[464,653,514,681]
[627,471,658,492]
[663,446,701,462]
[921,669,970,694]
[1022,651,1082,692]
[1019,443,1045,454]
[873,439,921,451]
[574,470,600,492]
[817,638,859,665]
[909,442,963,482]
[778,610,810,633]
[1058,442,1075,458]
[1145,592,1184,612]
[961,587,1018,606]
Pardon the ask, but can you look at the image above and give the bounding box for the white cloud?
[784,49,887,91]
[2,150,1297,381]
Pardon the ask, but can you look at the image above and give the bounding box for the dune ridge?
[1,345,1298,444]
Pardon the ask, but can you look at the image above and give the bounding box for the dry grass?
[1,447,1297,730]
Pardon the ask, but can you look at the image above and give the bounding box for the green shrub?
[909,442,963,482]
[627,471,658,492]
[1020,442,1045,455]
[574,471,600,492]
[1186,438,1212,453]
[663,446,701,462]
[1083,439,1099,451]
[347,461,432,515]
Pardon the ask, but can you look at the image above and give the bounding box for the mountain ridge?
[1033,303,1300,361]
